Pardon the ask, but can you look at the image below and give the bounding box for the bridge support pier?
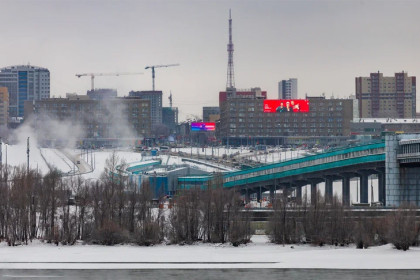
[295,186,302,205]
[310,182,317,205]
[342,176,350,206]
[378,170,385,205]
[245,189,250,203]
[269,186,275,202]
[325,176,333,202]
[360,173,369,204]
[257,187,262,203]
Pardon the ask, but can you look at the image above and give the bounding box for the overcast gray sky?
[2,0,420,120]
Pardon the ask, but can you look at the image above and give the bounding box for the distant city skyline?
[2,0,420,121]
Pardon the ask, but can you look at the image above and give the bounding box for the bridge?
[178,133,420,207]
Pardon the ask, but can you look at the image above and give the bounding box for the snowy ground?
[0,235,419,269]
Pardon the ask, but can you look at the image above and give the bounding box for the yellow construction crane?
[145,64,179,91]
[75,72,143,91]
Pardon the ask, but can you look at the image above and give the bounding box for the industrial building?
[355,71,416,119]
[0,65,50,118]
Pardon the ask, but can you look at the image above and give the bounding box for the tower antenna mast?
[226,9,235,90]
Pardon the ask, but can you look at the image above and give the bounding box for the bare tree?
[386,203,419,251]
[168,188,202,244]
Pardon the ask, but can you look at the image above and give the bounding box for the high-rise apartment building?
[355,72,416,118]
[278,78,298,99]
[129,90,162,127]
[0,87,9,126]
[0,65,50,118]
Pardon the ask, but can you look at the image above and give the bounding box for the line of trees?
[268,191,420,251]
[0,152,418,251]
[0,154,250,247]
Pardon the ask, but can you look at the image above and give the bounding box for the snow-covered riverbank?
[0,235,419,270]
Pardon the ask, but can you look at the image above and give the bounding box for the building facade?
[278,78,298,99]
[0,65,50,118]
[87,88,117,100]
[0,87,9,126]
[202,106,220,122]
[219,95,353,146]
[129,90,162,127]
[162,107,178,133]
[24,96,151,141]
[355,72,416,119]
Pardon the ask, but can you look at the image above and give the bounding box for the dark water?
[0,269,419,280]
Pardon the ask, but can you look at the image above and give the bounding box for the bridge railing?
[224,141,385,184]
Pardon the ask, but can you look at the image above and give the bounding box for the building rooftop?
[353,118,420,124]
[0,65,49,71]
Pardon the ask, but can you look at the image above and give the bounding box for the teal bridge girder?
[178,141,386,193]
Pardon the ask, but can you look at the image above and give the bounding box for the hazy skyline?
[2,0,420,121]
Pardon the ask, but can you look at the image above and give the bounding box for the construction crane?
[75,72,143,91]
[168,91,173,108]
[145,64,179,91]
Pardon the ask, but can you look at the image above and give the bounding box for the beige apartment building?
[0,87,9,126]
[355,72,416,119]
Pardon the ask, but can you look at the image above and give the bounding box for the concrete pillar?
[378,171,385,205]
[269,186,275,202]
[295,186,302,205]
[311,182,317,205]
[257,187,262,203]
[325,177,333,202]
[360,173,369,203]
[245,189,250,203]
[342,176,350,206]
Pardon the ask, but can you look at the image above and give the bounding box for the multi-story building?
[0,87,9,126]
[24,96,151,143]
[355,71,416,118]
[162,107,178,133]
[87,88,117,100]
[219,95,353,146]
[203,106,220,122]
[278,78,298,99]
[129,90,162,127]
[219,87,267,106]
[0,65,50,118]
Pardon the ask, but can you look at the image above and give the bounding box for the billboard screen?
[191,122,216,131]
[263,99,310,113]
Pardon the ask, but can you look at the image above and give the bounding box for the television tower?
[226,9,235,90]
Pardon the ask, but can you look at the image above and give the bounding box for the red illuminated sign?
[263,99,310,113]
[191,122,216,131]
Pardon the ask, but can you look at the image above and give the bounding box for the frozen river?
[0,269,419,280]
